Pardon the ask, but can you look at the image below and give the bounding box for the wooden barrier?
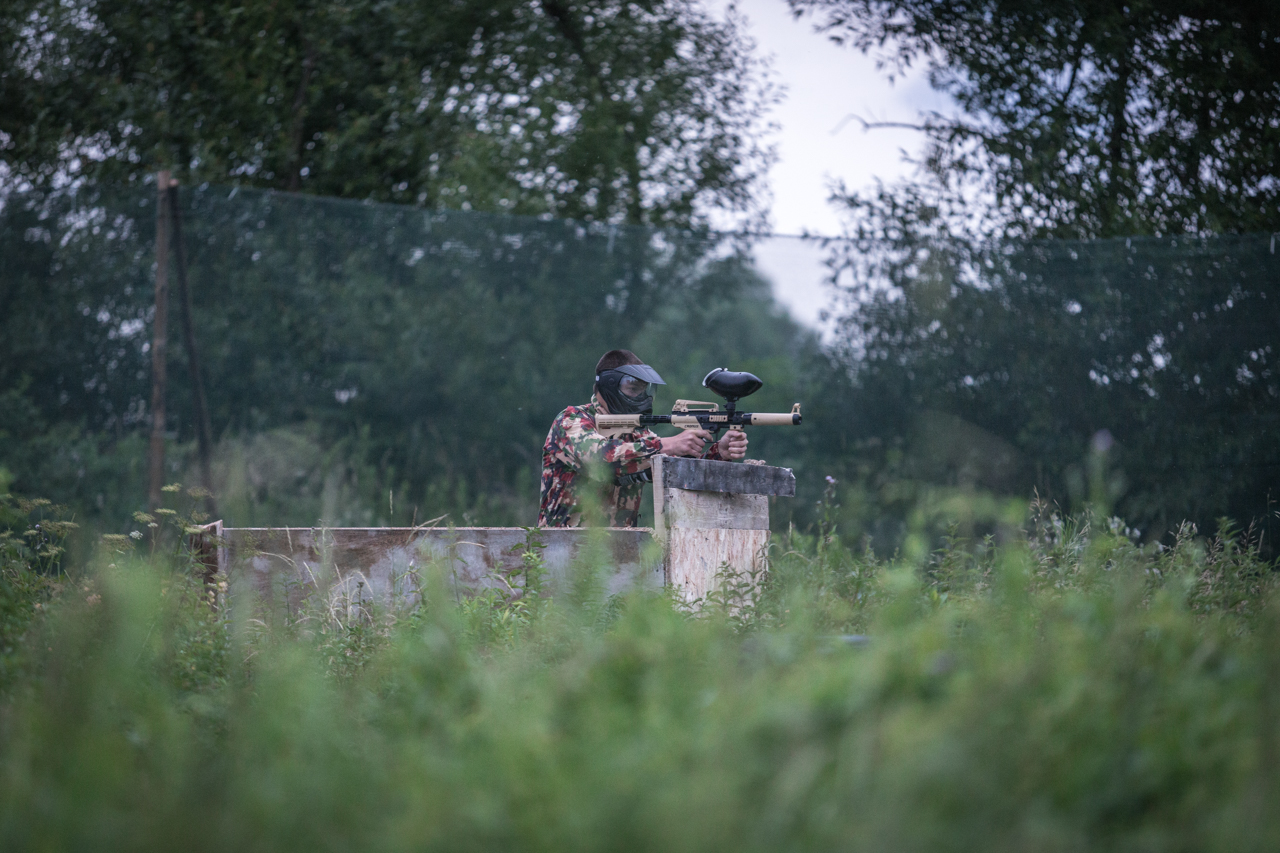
[652,455,796,605]
[192,457,795,614]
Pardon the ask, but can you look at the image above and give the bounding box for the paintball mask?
[595,363,666,416]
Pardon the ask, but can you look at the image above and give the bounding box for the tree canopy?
[790,0,1280,239]
[1,0,775,227]
[780,0,1280,547]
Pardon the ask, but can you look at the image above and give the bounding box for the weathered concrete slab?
[658,456,795,497]
[192,523,661,616]
[189,456,798,616]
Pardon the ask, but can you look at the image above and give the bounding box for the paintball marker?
[596,368,802,456]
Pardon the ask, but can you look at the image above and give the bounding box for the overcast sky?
[717,0,953,332]
[723,0,950,237]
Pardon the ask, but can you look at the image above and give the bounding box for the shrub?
[0,505,1275,851]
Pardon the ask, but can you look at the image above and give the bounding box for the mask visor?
[613,363,666,385]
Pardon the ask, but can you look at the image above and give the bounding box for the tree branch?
[831,113,931,135]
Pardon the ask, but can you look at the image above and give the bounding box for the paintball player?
[538,349,749,527]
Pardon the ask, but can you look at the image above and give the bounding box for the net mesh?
[1,183,1276,548]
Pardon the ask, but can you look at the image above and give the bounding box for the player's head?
[594,350,665,415]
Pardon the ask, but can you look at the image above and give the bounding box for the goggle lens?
[619,376,651,398]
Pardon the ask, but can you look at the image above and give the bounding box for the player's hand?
[716,429,749,461]
[661,429,713,457]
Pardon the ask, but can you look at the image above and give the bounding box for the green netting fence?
[1,183,1276,551]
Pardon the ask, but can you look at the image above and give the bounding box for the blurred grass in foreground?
[1,491,1278,852]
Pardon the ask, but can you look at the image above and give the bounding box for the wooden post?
[652,456,796,607]
[168,178,218,518]
[147,170,172,511]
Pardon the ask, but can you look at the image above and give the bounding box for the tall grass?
[0,490,1277,851]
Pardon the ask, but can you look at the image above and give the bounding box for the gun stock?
[595,414,648,438]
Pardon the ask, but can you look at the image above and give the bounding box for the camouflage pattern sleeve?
[560,417,663,475]
[538,400,662,528]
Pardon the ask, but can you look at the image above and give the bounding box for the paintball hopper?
[702,368,763,403]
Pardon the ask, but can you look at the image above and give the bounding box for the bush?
[0,505,1275,851]
[0,490,75,689]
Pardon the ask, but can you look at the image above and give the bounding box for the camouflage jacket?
[538,394,728,528]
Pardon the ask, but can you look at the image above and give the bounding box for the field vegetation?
[2,3,1277,846]
[2,484,1277,851]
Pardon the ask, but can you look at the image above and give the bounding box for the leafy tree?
[0,1,803,533]
[829,232,1277,543]
[1,0,775,227]
[0,183,825,529]
[789,0,1280,239]
[779,0,1280,546]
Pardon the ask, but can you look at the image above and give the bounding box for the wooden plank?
[666,528,769,606]
[663,488,769,531]
[659,456,795,496]
[652,454,668,545]
[651,455,773,607]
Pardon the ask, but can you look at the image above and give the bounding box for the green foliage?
[0,510,1278,850]
[0,0,774,228]
[819,231,1279,549]
[0,493,69,688]
[456,527,551,650]
[0,494,77,576]
[778,2,1280,553]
